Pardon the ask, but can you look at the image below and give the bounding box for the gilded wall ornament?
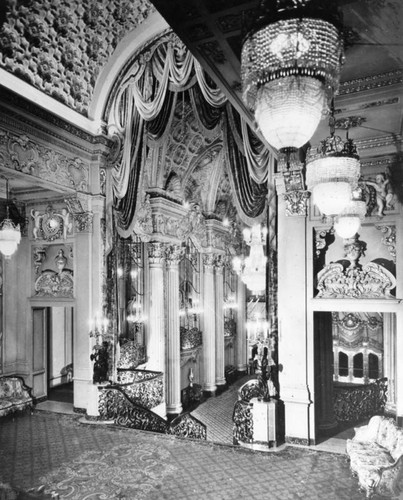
[283,190,310,217]
[0,129,89,191]
[133,194,153,242]
[34,247,74,298]
[33,246,47,275]
[317,263,396,299]
[73,212,94,233]
[31,205,72,241]
[375,224,396,263]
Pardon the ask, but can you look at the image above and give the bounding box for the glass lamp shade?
[311,182,352,216]
[0,219,21,258]
[306,155,361,215]
[334,198,367,238]
[334,215,361,239]
[255,76,326,150]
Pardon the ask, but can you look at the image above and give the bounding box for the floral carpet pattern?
[39,441,177,499]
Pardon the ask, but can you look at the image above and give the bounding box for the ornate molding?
[317,262,396,299]
[315,228,335,258]
[33,246,47,275]
[0,0,154,115]
[133,194,153,242]
[375,224,396,263]
[338,70,403,96]
[202,253,215,271]
[31,205,72,241]
[283,190,310,217]
[165,244,183,266]
[73,211,94,233]
[0,129,89,191]
[147,242,166,264]
[35,258,74,298]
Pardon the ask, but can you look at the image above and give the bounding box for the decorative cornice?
[0,90,111,152]
[339,70,403,96]
[355,134,402,151]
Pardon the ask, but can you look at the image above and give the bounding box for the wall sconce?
[233,224,267,295]
[89,314,110,344]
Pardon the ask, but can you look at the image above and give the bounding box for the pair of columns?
[147,244,230,416]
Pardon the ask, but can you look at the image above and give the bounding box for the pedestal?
[251,398,279,449]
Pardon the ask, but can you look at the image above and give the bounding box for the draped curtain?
[107,35,272,249]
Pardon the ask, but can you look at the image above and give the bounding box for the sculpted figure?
[366,173,394,217]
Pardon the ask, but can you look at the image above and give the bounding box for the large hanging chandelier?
[0,178,21,259]
[233,224,267,296]
[305,124,361,216]
[241,0,344,152]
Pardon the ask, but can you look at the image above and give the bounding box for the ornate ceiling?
[0,0,154,115]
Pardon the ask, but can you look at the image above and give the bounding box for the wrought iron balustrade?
[333,377,388,423]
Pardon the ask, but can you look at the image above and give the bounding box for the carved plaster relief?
[34,247,74,298]
[0,129,89,190]
[31,205,72,241]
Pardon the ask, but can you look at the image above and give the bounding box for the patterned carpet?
[0,411,380,500]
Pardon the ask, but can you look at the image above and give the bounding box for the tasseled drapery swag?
[107,34,272,251]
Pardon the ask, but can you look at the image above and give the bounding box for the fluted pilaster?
[236,276,247,372]
[147,242,165,373]
[165,244,183,415]
[215,255,226,387]
[203,253,216,393]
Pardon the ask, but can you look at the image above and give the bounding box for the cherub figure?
[31,209,44,240]
[365,173,394,217]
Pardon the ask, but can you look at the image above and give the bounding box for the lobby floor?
[0,377,385,499]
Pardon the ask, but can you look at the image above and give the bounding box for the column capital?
[148,242,166,265]
[203,253,215,271]
[165,244,183,267]
[283,191,311,217]
[214,254,225,273]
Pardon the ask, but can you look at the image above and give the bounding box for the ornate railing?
[233,400,253,445]
[180,327,202,351]
[98,387,206,440]
[116,369,164,408]
[333,377,388,423]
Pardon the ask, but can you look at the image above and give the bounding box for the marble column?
[203,254,216,394]
[147,242,165,373]
[165,244,183,416]
[215,256,226,387]
[236,276,247,373]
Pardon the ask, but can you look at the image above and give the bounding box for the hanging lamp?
[233,224,267,295]
[305,107,361,217]
[0,178,21,259]
[241,0,344,152]
[334,187,366,239]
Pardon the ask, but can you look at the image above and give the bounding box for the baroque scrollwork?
[375,224,396,263]
[33,246,47,275]
[283,190,310,217]
[0,129,89,190]
[73,212,94,233]
[31,205,72,241]
[233,400,253,445]
[133,194,153,242]
[317,262,396,299]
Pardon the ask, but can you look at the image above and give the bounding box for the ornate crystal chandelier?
[241,0,344,152]
[0,178,21,259]
[233,224,267,295]
[305,123,361,217]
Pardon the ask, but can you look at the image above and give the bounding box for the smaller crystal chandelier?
[333,187,366,239]
[0,178,21,259]
[233,224,267,295]
[305,112,361,216]
[241,0,344,152]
